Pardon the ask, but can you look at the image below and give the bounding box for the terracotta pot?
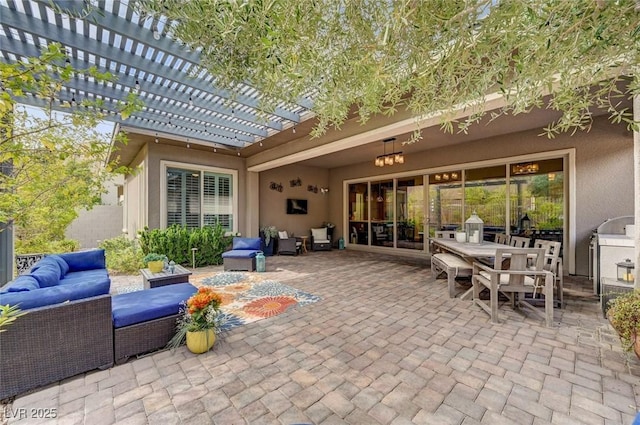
[186,329,216,354]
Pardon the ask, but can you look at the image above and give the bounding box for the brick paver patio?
[3,250,639,424]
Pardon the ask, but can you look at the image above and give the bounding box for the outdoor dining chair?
[509,236,531,248]
[532,239,563,308]
[472,247,554,327]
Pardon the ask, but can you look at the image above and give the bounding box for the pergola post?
[634,95,640,289]
[0,161,14,286]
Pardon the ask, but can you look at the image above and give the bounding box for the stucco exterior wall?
[66,205,123,249]
[328,116,633,276]
[259,164,330,238]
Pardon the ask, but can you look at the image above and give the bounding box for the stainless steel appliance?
[591,216,635,295]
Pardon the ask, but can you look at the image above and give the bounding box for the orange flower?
[186,287,221,314]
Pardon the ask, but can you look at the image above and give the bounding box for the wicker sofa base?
[223,257,256,271]
[113,314,179,364]
[0,295,114,401]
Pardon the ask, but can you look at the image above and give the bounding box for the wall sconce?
[320,187,329,194]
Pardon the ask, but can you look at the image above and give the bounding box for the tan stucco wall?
[143,143,248,234]
[328,116,634,276]
[259,164,330,238]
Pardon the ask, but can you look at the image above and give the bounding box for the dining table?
[431,238,512,259]
[429,238,533,300]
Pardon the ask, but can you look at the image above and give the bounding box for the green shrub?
[138,224,231,267]
[99,235,143,274]
[15,238,79,255]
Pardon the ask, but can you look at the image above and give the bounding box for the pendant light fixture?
[374,137,404,167]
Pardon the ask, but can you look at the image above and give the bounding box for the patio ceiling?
[0,0,315,151]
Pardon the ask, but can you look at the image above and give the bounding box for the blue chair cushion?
[0,275,40,293]
[111,283,197,328]
[222,250,258,259]
[0,279,110,310]
[30,265,61,288]
[60,269,111,287]
[59,249,106,272]
[232,237,261,250]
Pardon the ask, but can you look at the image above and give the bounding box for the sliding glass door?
[346,155,564,254]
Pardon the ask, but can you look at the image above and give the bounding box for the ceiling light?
[374,137,404,167]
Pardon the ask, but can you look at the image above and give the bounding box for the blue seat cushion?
[59,249,106,272]
[112,283,197,328]
[0,279,111,310]
[232,237,261,250]
[222,249,258,259]
[60,269,111,287]
[0,275,40,293]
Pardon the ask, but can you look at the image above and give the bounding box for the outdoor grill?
[590,215,634,296]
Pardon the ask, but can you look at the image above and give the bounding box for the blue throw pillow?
[30,257,63,278]
[30,265,60,288]
[1,275,40,292]
[45,254,70,276]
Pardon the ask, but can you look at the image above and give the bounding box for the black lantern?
[520,213,531,231]
[616,259,635,283]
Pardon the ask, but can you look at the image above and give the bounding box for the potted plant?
[606,290,640,358]
[143,253,167,273]
[168,287,225,354]
[260,226,278,256]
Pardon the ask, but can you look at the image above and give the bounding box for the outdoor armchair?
[277,231,301,255]
[310,227,331,251]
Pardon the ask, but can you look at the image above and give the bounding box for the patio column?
[246,171,260,237]
[634,95,640,289]
[0,161,13,286]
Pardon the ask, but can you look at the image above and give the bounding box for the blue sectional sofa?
[0,249,111,309]
[0,250,113,400]
[222,237,262,271]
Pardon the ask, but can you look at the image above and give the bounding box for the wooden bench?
[430,253,473,298]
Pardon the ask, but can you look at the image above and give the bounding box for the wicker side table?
[141,264,192,289]
[601,277,634,316]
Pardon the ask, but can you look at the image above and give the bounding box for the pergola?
[0,0,315,151]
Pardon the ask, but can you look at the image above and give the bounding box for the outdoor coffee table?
[141,264,192,289]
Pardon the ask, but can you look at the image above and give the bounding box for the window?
[162,161,237,232]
